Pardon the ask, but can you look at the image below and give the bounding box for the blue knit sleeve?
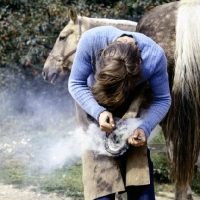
[138,50,171,137]
[68,32,106,121]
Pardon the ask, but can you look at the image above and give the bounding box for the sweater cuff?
[137,125,151,138]
[94,107,107,121]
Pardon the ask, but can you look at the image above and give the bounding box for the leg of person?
[126,149,155,200]
[95,193,116,200]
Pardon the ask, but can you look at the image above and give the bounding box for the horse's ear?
[68,7,78,24]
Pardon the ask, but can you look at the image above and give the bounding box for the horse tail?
[166,0,200,186]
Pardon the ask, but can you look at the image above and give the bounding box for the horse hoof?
[187,194,194,200]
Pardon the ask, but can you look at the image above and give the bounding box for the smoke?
[0,68,78,174]
[0,68,160,175]
[35,116,146,172]
[0,81,159,173]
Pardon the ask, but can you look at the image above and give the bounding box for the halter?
[49,17,82,65]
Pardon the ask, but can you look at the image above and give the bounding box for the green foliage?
[192,166,200,194]
[151,152,172,183]
[0,0,69,68]
[150,129,166,143]
[150,132,172,183]
[41,163,83,196]
[0,0,178,68]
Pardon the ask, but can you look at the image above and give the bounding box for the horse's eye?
[59,36,66,41]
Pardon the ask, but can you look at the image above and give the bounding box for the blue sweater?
[68,26,171,137]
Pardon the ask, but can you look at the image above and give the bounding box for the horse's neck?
[81,16,137,32]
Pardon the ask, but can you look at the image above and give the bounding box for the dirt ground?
[0,183,200,200]
[0,183,72,200]
[155,192,200,200]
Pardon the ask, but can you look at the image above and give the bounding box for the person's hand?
[99,111,115,133]
[127,128,146,146]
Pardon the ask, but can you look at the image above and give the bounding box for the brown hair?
[91,40,142,111]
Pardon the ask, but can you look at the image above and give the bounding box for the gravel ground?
[0,183,72,200]
[156,192,200,200]
[0,183,200,200]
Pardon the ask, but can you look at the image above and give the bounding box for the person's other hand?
[127,128,146,146]
[99,111,115,133]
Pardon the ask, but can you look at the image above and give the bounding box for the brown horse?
[42,1,200,199]
[136,0,200,199]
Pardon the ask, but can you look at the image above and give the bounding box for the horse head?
[42,7,138,85]
[42,7,81,84]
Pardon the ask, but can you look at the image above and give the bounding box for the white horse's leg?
[167,141,194,200]
[175,183,194,200]
[186,185,194,200]
[175,183,186,200]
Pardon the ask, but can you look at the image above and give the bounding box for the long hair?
[166,0,200,186]
[91,40,142,111]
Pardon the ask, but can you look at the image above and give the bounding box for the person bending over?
[68,26,171,200]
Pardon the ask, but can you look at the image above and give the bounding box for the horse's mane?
[82,16,137,31]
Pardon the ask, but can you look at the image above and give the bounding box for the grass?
[149,131,172,183]
[0,158,84,198]
[0,160,27,185]
[40,163,83,195]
